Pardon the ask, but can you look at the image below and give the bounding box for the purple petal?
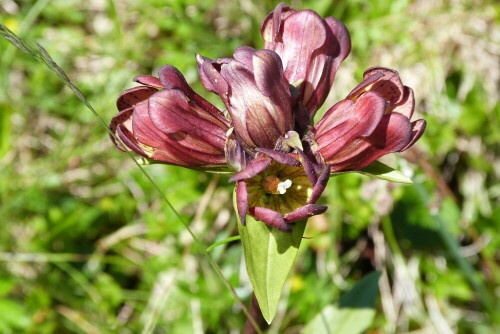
[133,75,163,88]
[248,207,292,233]
[116,124,147,157]
[195,54,229,100]
[346,72,384,100]
[399,119,426,152]
[157,65,193,92]
[283,204,328,222]
[233,46,255,70]
[110,107,134,150]
[158,64,230,126]
[228,156,272,182]
[261,6,351,116]
[327,113,413,171]
[221,58,293,149]
[261,3,295,43]
[324,16,352,68]
[302,16,351,115]
[362,67,405,105]
[132,102,170,151]
[116,86,157,112]
[225,137,251,172]
[236,181,249,226]
[270,2,286,42]
[255,148,301,166]
[307,165,331,204]
[296,148,318,185]
[392,86,414,118]
[148,89,227,149]
[252,49,285,97]
[315,91,387,161]
[273,10,327,86]
[314,99,354,133]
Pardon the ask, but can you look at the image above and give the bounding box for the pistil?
[262,175,292,195]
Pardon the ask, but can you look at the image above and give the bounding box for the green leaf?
[0,299,31,330]
[358,160,413,184]
[303,271,381,334]
[234,193,306,324]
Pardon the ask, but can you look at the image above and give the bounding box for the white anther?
[277,179,292,194]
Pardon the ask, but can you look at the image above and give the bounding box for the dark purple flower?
[196,46,294,150]
[110,65,230,170]
[110,4,426,233]
[261,3,351,119]
[312,67,426,171]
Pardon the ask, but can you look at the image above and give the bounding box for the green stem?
[207,236,241,252]
[381,215,402,257]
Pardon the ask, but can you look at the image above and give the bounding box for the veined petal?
[327,113,412,170]
[116,124,148,157]
[391,86,415,118]
[195,54,230,101]
[302,16,351,116]
[271,10,327,88]
[314,67,425,172]
[158,65,230,126]
[399,119,426,152]
[132,102,170,151]
[261,3,351,116]
[202,47,294,150]
[350,67,405,105]
[314,91,387,161]
[110,67,230,170]
[252,49,286,97]
[116,86,158,112]
[148,89,228,149]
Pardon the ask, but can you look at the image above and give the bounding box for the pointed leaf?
[234,192,306,323]
[303,271,381,334]
[358,160,413,184]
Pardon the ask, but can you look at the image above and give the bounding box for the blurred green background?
[0,0,499,333]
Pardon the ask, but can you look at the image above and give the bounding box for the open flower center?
[262,175,292,194]
[245,161,313,215]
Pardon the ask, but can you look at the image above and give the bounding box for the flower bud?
[261,2,351,117]
[196,47,294,150]
[110,66,230,170]
[313,67,426,171]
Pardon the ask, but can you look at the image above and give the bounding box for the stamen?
[277,179,292,194]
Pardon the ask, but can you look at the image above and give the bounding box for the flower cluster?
[110,3,425,232]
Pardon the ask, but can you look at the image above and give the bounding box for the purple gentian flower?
[110,3,426,232]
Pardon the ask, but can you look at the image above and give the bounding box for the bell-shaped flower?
[110,65,230,170]
[196,46,294,151]
[312,67,426,171]
[229,147,330,233]
[261,2,351,118]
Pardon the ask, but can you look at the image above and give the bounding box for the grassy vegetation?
[1,0,499,332]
